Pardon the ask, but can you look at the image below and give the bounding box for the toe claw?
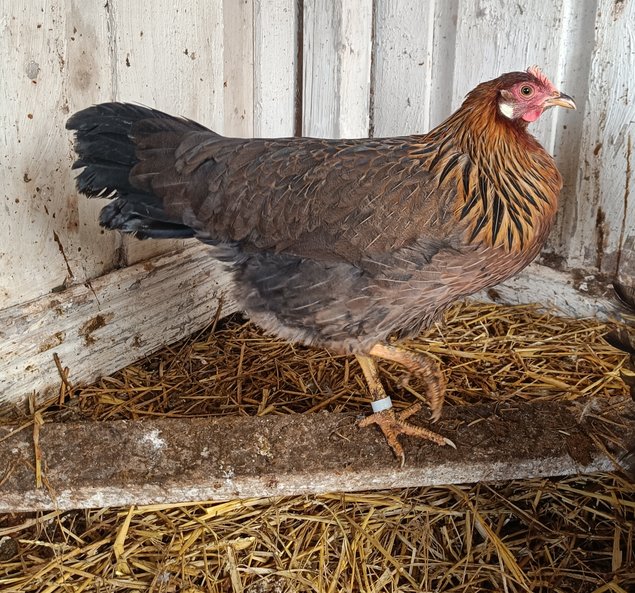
[443,437,457,449]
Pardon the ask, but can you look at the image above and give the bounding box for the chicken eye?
[520,85,534,97]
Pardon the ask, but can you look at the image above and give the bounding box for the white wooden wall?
[1,0,634,402]
[0,0,296,309]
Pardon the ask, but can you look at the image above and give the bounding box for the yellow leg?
[369,343,446,421]
[355,354,453,466]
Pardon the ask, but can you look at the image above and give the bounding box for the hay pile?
[1,302,633,592]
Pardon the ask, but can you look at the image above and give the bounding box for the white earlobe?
[498,102,514,119]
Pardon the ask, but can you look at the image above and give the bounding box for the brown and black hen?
[67,66,575,463]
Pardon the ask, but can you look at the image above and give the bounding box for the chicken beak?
[544,92,576,110]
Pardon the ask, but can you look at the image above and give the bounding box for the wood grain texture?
[0,0,116,309]
[478,261,630,324]
[428,0,458,128]
[564,0,635,278]
[2,396,632,511]
[111,0,225,265]
[254,0,296,136]
[543,0,597,261]
[0,244,237,407]
[371,0,435,136]
[223,0,254,137]
[302,0,372,137]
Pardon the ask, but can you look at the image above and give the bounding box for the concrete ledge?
[1,397,633,512]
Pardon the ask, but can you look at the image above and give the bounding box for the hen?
[67,66,575,463]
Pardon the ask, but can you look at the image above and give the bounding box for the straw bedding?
[1,301,633,592]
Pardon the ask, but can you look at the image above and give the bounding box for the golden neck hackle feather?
[411,73,562,252]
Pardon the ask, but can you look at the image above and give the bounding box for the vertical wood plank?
[542,0,597,263]
[428,0,459,128]
[0,0,114,309]
[67,0,120,284]
[302,0,372,138]
[111,0,225,265]
[371,0,435,137]
[253,0,296,137]
[565,0,635,280]
[223,0,255,137]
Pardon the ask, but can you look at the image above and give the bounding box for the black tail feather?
[614,281,635,314]
[67,102,206,239]
[74,163,133,198]
[99,198,195,239]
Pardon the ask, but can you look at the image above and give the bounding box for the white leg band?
[371,396,393,413]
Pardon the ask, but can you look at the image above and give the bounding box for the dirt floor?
[0,301,634,592]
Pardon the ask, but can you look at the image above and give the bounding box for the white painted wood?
[223,0,255,137]
[0,244,237,407]
[110,0,225,265]
[543,0,598,262]
[371,0,435,136]
[0,0,115,309]
[428,0,459,128]
[253,0,296,137]
[565,0,635,279]
[477,261,629,324]
[302,0,373,137]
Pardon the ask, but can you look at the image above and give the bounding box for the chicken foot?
[356,351,454,466]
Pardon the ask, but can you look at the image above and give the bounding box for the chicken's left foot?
[356,354,454,465]
[359,404,454,466]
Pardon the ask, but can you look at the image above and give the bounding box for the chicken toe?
[359,406,452,466]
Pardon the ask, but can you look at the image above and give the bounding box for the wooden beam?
[479,261,628,322]
[0,244,237,408]
[1,397,632,512]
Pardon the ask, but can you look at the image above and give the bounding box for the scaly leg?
[356,354,453,466]
[369,343,446,421]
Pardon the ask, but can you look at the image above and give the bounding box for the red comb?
[526,66,556,92]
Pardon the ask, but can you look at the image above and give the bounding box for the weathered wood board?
[302,0,372,137]
[0,245,237,408]
[2,396,632,512]
[0,1,117,308]
[253,0,297,137]
[562,0,635,279]
[371,0,435,137]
